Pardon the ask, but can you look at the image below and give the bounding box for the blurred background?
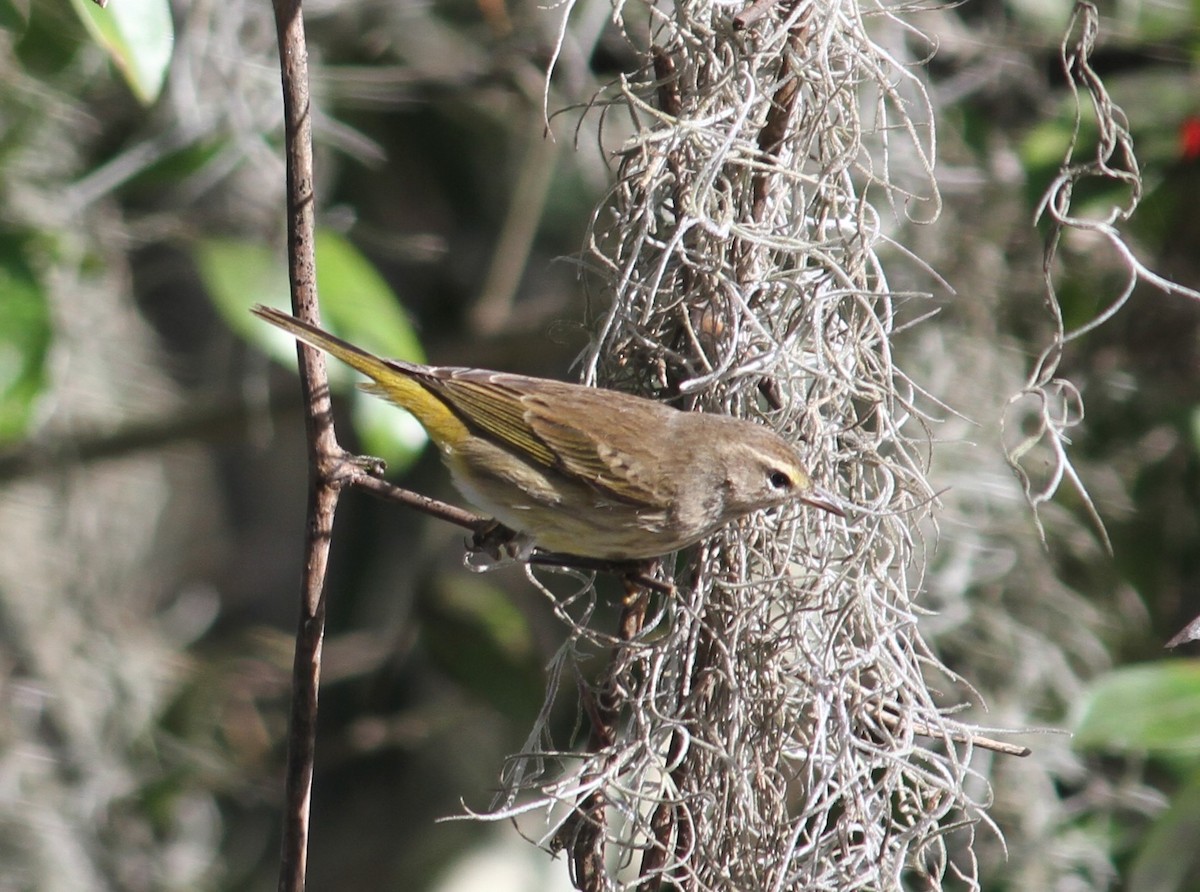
[0,0,1198,889]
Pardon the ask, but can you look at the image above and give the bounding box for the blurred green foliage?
[0,233,49,442]
[198,230,431,471]
[1075,662,1200,891]
[67,0,172,103]
[1075,661,1200,754]
[2,0,1199,889]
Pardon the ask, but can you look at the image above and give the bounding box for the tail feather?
[251,304,408,383]
[250,304,467,443]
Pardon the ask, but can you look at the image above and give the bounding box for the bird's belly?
[447,456,685,560]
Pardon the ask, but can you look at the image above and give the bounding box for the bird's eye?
[768,470,792,490]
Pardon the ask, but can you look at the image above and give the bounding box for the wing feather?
[426,370,683,510]
[524,391,678,508]
[424,373,558,467]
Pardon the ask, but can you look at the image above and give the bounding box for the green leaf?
[1073,661,1200,754]
[194,238,290,346]
[1127,766,1200,892]
[69,0,173,105]
[195,232,429,471]
[314,231,425,363]
[0,235,50,442]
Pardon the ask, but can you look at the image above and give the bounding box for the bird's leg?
[469,519,531,560]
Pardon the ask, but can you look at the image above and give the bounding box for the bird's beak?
[801,486,845,517]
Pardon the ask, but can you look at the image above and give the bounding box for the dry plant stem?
[873,707,1031,758]
[640,724,692,890]
[568,580,652,892]
[750,22,807,223]
[653,48,716,390]
[655,51,705,357]
[731,0,781,31]
[913,723,1031,758]
[639,606,713,890]
[270,0,330,888]
[641,802,673,891]
[652,48,682,119]
[353,472,485,532]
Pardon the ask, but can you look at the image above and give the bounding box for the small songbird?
[253,305,841,560]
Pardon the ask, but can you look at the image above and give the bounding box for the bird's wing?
[421,372,559,468]
[522,389,676,508]
[430,372,674,508]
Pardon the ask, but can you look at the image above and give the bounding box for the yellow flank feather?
[251,306,471,448]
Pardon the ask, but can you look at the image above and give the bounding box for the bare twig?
[908,721,1032,759]
[269,0,334,888]
[750,19,808,223]
[559,580,653,891]
[732,0,781,31]
[351,471,488,532]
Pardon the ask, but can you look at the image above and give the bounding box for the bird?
[253,305,841,560]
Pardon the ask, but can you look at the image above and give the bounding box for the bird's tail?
[251,304,414,383]
[250,305,465,443]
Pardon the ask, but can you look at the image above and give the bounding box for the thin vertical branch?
[270,0,337,889]
[260,12,671,875]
